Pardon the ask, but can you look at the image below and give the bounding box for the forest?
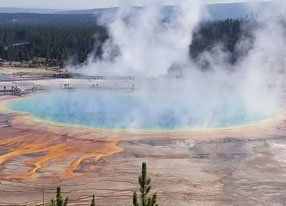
[0,13,253,67]
[190,18,254,66]
[0,13,97,25]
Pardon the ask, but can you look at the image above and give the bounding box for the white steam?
[74,0,204,76]
[65,0,286,128]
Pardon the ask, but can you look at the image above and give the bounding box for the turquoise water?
[0,74,9,79]
[7,90,271,130]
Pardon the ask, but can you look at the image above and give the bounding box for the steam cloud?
[64,0,286,129]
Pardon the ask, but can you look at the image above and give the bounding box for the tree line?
[190,18,255,66]
[0,13,97,25]
[0,24,108,66]
[50,162,158,206]
[0,17,254,67]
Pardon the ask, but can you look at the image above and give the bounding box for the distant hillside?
[0,1,277,22]
[56,2,255,20]
[206,3,249,20]
[207,1,281,20]
[57,8,115,15]
[0,7,61,14]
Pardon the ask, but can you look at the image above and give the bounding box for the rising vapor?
[67,0,286,128]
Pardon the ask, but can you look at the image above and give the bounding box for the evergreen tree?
[50,199,56,206]
[133,192,139,206]
[90,195,96,206]
[133,162,158,206]
[50,187,69,206]
[147,193,158,206]
[0,23,108,64]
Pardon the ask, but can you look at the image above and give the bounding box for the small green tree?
[147,193,158,206]
[133,192,139,206]
[133,162,158,206]
[50,198,56,206]
[90,195,96,206]
[50,187,69,206]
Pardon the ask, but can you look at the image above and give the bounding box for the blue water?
[7,90,271,130]
[0,74,9,79]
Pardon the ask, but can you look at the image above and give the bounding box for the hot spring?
[6,89,274,131]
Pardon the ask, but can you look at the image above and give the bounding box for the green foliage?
[147,193,158,206]
[0,17,253,67]
[133,162,158,206]
[133,191,139,206]
[0,24,108,64]
[50,198,56,206]
[0,13,98,26]
[90,195,96,206]
[190,18,254,66]
[50,187,69,206]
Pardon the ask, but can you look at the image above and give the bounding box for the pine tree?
[133,162,158,206]
[90,195,96,206]
[133,192,139,206]
[50,199,56,206]
[50,187,69,206]
[147,193,158,206]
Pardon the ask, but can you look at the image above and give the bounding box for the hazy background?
[0,0,275,10]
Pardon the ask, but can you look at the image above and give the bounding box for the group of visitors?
[0,85,21,95]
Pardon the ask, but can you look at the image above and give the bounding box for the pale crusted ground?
[1,136,286,206]
[0,66,56,75]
